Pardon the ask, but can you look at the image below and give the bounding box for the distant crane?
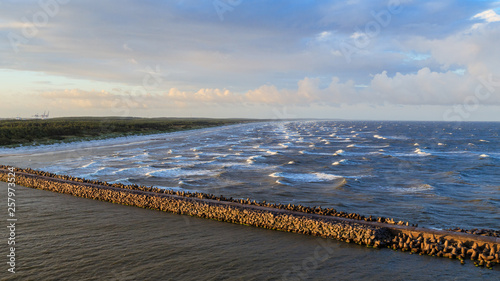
[32,111,50,119]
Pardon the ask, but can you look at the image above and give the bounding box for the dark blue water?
[1,121,499,231]
[1,182,498,280]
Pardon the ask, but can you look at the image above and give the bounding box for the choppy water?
[1,182,498,280]
[1,121,499,232]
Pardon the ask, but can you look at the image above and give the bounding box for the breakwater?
[1,166,499,269]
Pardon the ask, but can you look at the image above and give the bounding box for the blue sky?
[1,0,500,121]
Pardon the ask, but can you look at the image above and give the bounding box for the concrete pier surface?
[1,167,499,269]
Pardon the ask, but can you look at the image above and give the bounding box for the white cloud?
[0,21,25,29]
[472,9,500,23]
[123,43,133,52]
[316,31,332,41]
[370,68,477,105]
[41,68,500,112]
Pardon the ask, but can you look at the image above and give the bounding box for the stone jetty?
[1,166,499,269]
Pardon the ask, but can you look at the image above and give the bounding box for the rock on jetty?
[1,166,499,269]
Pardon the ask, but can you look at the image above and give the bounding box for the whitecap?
[246,155,262,164]
[333,149,344,156]
[147,168,217,178]
[479,154,489,158]
[269,172,346,185]
[414,148,431,156]
[80,161,96,169]
[347,144,355,148]
[374,134,387,140]
[332,159,347,166]
[384,183,434,194]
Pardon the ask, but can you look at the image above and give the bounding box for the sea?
[0,120,499,280]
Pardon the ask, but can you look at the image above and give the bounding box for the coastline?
[0,117,260,150]
[0,122,263,157]
[1,167,499,269]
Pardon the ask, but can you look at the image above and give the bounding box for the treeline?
[0,117,253,146]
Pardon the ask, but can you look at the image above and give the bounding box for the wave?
[270,172,346,186]
[246,155,263,164]
[414,148,431,156]
[332,159,348,166]
[79,161,97,169]
[147,168,218,178]
[333,149,344,156]
[383,183,434,193]
[279,142,293,148]
[374,135,387,140]
[298,150,339,156]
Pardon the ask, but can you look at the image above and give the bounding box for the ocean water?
[1,120,499,280]
[0,182,498,280]
[1,121,499,231]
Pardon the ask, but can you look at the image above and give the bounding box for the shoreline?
[0,122,265,156]
[1,167,499,269]
[0,117,261,149]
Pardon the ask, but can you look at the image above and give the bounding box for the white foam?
[246,155,262,164]
[147,168,218,178]
[79,161,96,169]
[332,159,347,166]
[479,154,489,158]
[347,144,355,148]
[269,172,345,184]
[414,148,431,156]
[333,149,344,156]
[314,172,344,181]
[384,183,434,194]
[374,134,387,140]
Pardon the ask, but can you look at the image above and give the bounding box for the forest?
[0,117,253,146]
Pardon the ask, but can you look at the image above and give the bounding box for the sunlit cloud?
[1,0,499,120]
[472,9,500,23]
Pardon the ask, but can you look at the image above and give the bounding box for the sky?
[1,0,500,121]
